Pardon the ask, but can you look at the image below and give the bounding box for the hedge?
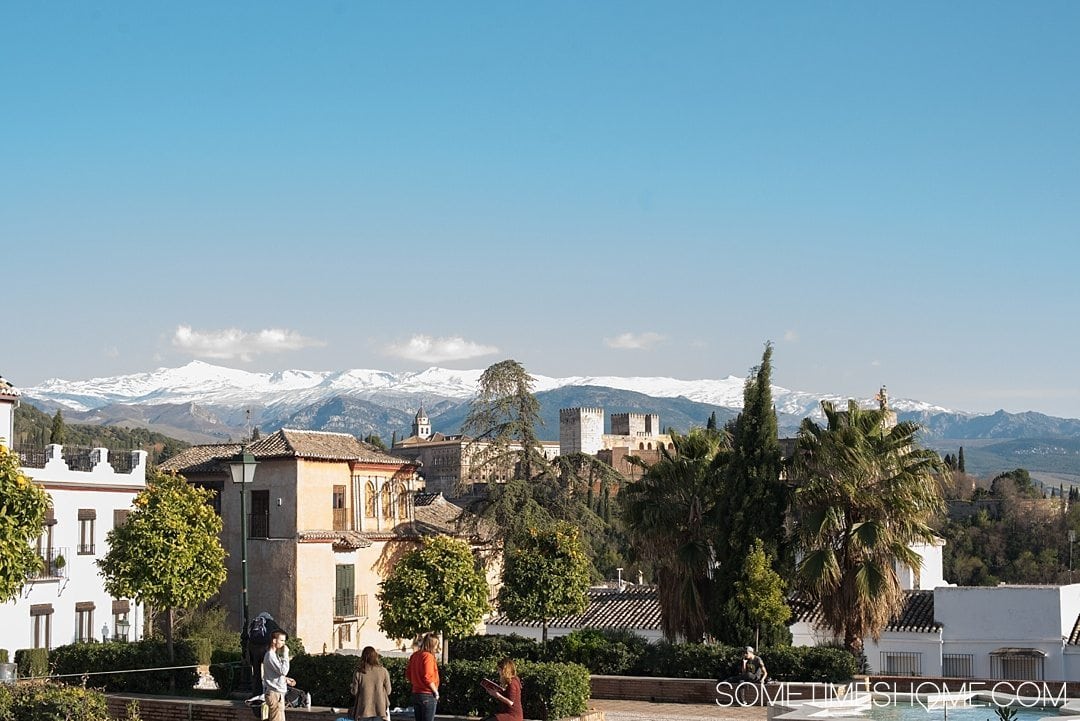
[0,680,109,721]
[48,639,201,692]
[15,648,48,678]
[289,653,589,720]
[450,631,857,683]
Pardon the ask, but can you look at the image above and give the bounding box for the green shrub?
[634,641,734,679]
[290,653,587,719]
[0,649,8,663]
[49,639,200,692]
[0,680,108,721]
[450,634,544,662]
[15,648,49,678]
[547,629,648,675]
[208,649,244,695]
[187,637,213,666]
[176,605,240,654]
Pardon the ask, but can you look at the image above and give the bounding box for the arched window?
[396,483,409,518]
[647,442,653,450]
[364,481,376,518]
[639,442,645,450]
[382,483,393,518]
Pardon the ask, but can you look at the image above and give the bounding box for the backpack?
[249,614,277,645]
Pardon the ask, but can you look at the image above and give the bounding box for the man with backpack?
[246,612,280,697]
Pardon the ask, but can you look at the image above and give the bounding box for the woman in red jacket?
[405,634,440,721]
[482,658,523,721]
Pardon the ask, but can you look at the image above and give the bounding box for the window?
[31,604,53,650]
[943,654,974,678]
[335,564,356,617]
[364,481,376,518]
[333,485,347,531]
[880,651,922,676]
[250,490,269,538]
[990,648,1045,680]
[78,509,96,554]
[113,509,130,528]
[396,483,409,518]
[75,602,95,642]
[381,483,393,519]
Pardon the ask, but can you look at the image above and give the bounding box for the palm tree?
[792,400,946,657]
[621,427,729,641]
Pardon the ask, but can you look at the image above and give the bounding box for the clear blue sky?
[3,2,1079,417]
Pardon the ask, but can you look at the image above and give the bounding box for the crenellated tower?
[559,407,605,456]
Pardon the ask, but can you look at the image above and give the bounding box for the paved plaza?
[589,698,768,721]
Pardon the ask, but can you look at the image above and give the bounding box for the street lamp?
[116,618,130,642]
[102,624,109,643]
[228,448,259,649]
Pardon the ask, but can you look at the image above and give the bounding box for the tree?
[621,427,729,641]
[462,360,549,489]
[364,433,387,451]
[97,470,226,660]
[792,400,945,657]
[0,444,50,602]
[707,411,718,431]
[497,522,591,647]
[730,538,791,650]
[957,446,966,474]
[50,409,66,445]
[712,344,791,646]
[377,535,490,658]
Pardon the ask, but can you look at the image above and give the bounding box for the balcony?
[334,593,368,620]
[30,547,69,581]
[248,512,269,539]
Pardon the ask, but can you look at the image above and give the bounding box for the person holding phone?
[263,630,291,721]
[482,657,523,721]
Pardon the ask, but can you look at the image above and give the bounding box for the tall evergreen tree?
[958,446,966,474]
[711,343,791,645]
[707,411,717,431]
[50,409,66,445]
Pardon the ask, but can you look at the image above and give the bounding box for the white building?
[0,381,145,654]
[790,538,1080,681]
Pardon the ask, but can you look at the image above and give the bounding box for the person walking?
[482,657,524,721]
[351,646,392,721]
[406,633,440,721]
[262,630,291,721]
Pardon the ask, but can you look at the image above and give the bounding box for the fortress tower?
[610,412,660,437]
[559,407,605,456]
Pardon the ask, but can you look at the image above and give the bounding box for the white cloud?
[384,334,499,363]
[172,325,325,361]
[604,332,665,350]
[783,330,799,342]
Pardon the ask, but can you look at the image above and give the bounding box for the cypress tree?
[707,411,717,431]
[711,343,791,646]
[50,410,66,445]
[958,446,966,474]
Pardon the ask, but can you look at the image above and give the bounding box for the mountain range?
[16,361,1080,482]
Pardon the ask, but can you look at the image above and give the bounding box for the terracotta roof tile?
[789,589,939,633]
[1067,612,1080,645]
[297,530,373,549]
[159,429,412,475]
[487,586,662,631]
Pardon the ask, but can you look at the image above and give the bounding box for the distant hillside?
[12,402,190,466]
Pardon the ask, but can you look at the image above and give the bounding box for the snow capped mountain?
[22,360,953,419]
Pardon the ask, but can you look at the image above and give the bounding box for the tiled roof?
[0,376,19,398]
[159,429,411,475]
[1067,612,1080,645]
[789,589,939,633]
[356,493,485,540]
[487,585,662,631]
[297,530,373,549]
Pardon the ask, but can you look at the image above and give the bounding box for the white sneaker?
[304,692,311,709]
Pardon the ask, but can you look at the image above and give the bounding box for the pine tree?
[707,411,717,431]
[958,446,966,474]
[50,409,66,445]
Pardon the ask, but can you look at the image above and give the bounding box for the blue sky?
[3,3,1079,417]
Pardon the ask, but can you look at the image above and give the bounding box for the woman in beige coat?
[351,646,392,721]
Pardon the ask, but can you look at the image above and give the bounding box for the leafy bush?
[634,641,734,679]
[0,649,8,663]
[290,653,587,719]
[176,605,240,654]
[186,637,212,666]
[0,680,108,721]
[15,648,48,678]
[208,649,244,695]
[547,629,649,675]
[49,639,200,692]
[451,633,545,662]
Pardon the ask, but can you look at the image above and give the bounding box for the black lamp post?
[228,448,258,648]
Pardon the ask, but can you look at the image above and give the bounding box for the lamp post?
[228,449,259,650]
[116,617,130,642]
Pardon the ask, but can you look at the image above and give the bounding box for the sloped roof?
[160,429,410,475]
[358,493,489,540]
[486,585,662,631]
[788,589,939,633]
[297,530,374,549]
